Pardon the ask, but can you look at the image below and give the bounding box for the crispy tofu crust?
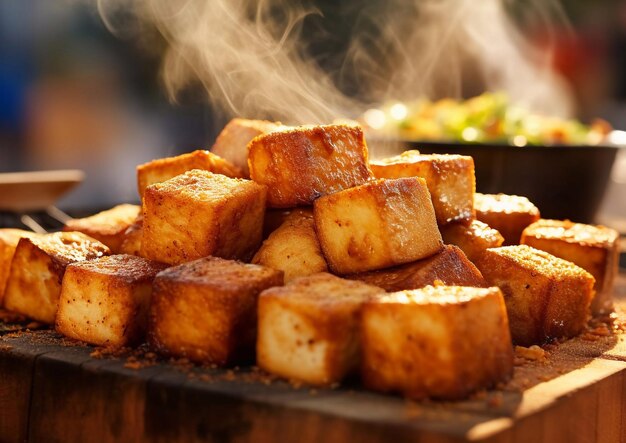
[314,177,443,274]
[148,257,283,365]
[521,219,620,315]
[440,219,504,262]
[252,210,328,282]
[211,118,283,177]
[361,285,513,400]
[248,124,373,207]
[137,150,244,199]
[64,204,141,254]
[0,229,39,305]
[474,193,540,245]
[371,151,475,225]
[141,170,267,265]
[3,232,110,323]
[257,273,383,386]
[347,245,487,291]
[56,255,168,346]
[475,245,595,345]
[118,216,143,257]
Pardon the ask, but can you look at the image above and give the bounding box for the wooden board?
[1,275,626,443]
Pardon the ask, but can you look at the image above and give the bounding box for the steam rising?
[347,0,573,116]
[98,0,574,124]
[99,0,361,123]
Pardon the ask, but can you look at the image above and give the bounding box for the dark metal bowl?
[389,141,619,223]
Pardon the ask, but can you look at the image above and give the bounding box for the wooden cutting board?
[1,274,625,443]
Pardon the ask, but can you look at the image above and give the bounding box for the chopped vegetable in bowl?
[363,92,611,146]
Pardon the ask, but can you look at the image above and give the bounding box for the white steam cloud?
[97,0,574,124]
[347,0,573,116]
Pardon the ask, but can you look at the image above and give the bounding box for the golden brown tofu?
[137,150,243,199]
[211,118,283,177]
[56,255,168,346]
[347,245,487,291]
[252,210,328,282]
[474,193,540,245]
[361,285,513,400]
[118,216,143,257]
[0,229,39,305]
[371,151,475,225]
[475,245,595,346]
[148,257,283,365]
[141,170,267,265]
[440,219,504,262]
[314,177,443,274]
[521,219,620,315]
[3,232,110,323]
[257,273,383,386]
[64,204,140,254]
[248,124,373,207]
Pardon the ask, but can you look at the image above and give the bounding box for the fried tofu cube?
[521,219,620,315]
[361,285,513,400]
[118,216,143,256]
[3,232,110,323]
[0,229,39,304]
[474,245,595,345]
[55,255,167,346]
[248,124,373,207]
[314,177,443,274]
[148,257,283,365]
[347,245,487,291]
[440,219,504,262]
[257,273,383,386]
[252,210,328,282]
[64,204,140,254]
[474,193,540,245]
[137,150,243,199]
[211,118,283,177]
[141,170,267,265]
[370,151,475,225]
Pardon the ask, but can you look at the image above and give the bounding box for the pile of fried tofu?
[0,118,620,401]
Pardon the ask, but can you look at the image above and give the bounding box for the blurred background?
[0,0,625,221]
